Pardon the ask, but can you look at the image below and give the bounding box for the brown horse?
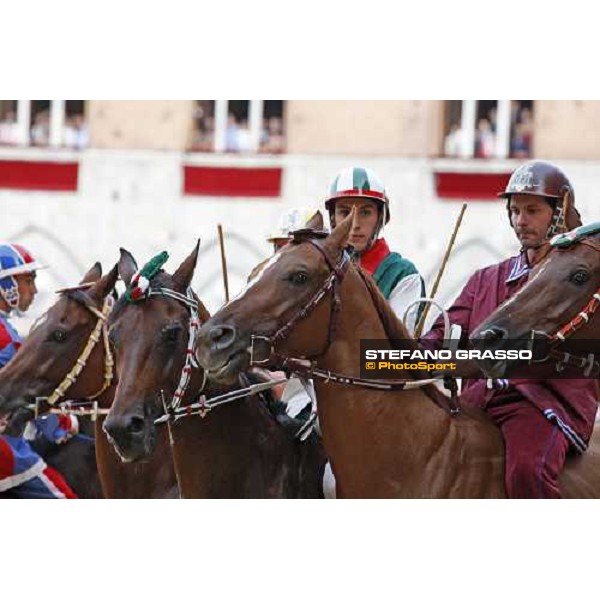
[103,245,326,498]
[0,263,178,498]
[472,224,600,378]
[195,212,600,498]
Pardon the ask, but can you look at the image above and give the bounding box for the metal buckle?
[584,353,597,377]
[555,353,570,373]
[197,395,210,419]
[250,334,274,366]
[528,330,552,363]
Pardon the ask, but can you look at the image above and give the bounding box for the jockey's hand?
[249,367,288,401]
[269,371,287,402]
[55,414,79,444]
[37,414,79,444]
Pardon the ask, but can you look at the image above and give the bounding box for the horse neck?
[313,268,454,490]
[170,378,297,498]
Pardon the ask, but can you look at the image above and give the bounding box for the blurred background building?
[1,99,598,331]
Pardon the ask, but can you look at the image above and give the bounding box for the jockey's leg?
[486,397,569,499]
[13,466,78,499]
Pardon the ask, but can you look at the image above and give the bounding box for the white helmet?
[267,208,320,242]
[325,167,390,228]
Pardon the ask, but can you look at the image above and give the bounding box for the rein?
[33,398,110,420]
[154,378,287,424]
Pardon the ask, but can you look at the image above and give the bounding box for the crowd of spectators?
[0,110,18,145]
[190,103,285,153]
[444,101,533,159]
[0,106,88,149]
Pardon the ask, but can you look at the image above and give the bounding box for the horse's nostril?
[209,325,236,351]
[126,416,145,435]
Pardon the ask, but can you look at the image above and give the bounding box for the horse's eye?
[289,271,309,286]
[570,270,590,285]
[162,326,180,342]
[51,329,67,343]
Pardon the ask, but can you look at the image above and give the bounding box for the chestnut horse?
[195,212,600,498]
[0,263,178,498]
[103,245,326,499]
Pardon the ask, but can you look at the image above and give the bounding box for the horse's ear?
[88,263,119,302]
[118,248,138,287]
[172,240,200,293]
[305,210,324,231]
[564,190,582,231]
[79,262,102,285]
[324,208,354,253]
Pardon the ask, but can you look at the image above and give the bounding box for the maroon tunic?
[421,252,599,497]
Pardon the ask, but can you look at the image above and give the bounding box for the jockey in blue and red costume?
[0,242,78,498]
[421,160,599,499]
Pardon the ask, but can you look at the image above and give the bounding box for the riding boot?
[274,413,306,437]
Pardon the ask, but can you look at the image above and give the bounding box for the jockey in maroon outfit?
[421,160,599,499]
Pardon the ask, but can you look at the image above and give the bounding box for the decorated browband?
[550,221,600,248]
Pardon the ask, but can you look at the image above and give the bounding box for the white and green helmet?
[325,167,390,226]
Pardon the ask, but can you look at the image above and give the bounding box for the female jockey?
[0,243,78,499]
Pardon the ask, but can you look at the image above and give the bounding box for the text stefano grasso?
[363,349,533,361]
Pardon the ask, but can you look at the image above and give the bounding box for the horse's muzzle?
[103,412,155,462]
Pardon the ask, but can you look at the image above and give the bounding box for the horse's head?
[471,224,600,377]
[0,262,118,416]
[103,243,208,462]
[196,212,354,385]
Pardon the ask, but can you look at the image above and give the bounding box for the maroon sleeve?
[420,270,480,351]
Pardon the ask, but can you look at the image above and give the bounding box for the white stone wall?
[3,149,599,335]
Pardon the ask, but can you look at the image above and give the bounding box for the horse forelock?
[112,270,171,320]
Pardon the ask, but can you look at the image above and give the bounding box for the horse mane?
[354,266,417,350]
[352,264,452,410]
